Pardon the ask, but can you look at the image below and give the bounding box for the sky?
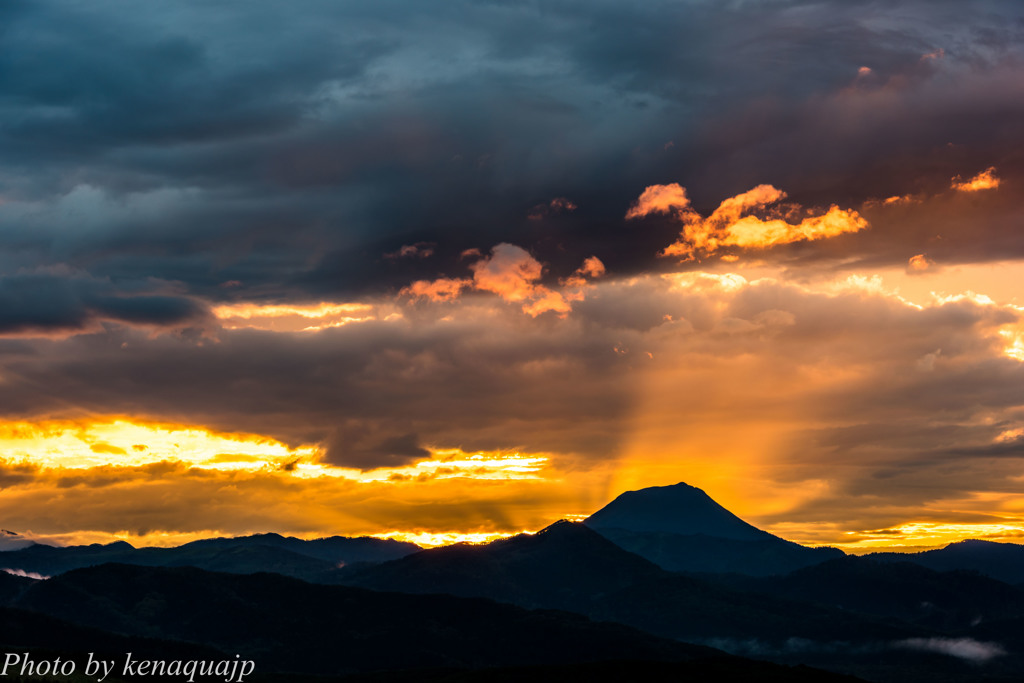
[1,0,1023,551]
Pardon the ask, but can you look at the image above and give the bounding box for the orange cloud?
[883,194,921,206]
[630,183,867,260]
[403,244,604,318]
[577,256,606,279]
[470,244,575,317]
[560,255,607,289]
[400,277,470,302]
[470,243,545,302]
[907,254,933,273]
[521,287,573,317]
[952,167,1001,192]
[624,183,694,219]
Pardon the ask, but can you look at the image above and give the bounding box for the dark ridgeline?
[867,539,1024,585]
[0,533,419,581]
[2,482,1024,682]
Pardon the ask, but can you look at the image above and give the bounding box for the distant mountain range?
[0,532,418,581]
[4,483,1022,585]
[3,482,1024,681]
[867,539,1024,585]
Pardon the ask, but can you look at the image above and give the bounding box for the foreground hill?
[4,562,853,681]
[584,482,842,575]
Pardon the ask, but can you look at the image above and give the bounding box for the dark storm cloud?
[0,270,206,336]
[3,0,1022,298]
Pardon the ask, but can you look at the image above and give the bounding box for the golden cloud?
[952,166,1001,192]
[633,183,868,260]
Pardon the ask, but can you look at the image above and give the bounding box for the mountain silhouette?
[0,533,419,580]
[584,482,842,575]
[346,520,665,611]
[345,521,917,645]
[586,482,774,540]
[714,555,1024,631]
[868,539,1024,584]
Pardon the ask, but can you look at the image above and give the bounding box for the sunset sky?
[1,0,1023,552]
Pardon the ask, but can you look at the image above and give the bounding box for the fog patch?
[1,568,48,580]
[896,637,1006,663]
[703,636,1006,663]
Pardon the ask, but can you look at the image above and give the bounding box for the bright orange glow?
[952,166,1001,192]
[0,418,571,547]
[1000,324,1024,361]
[758,520,1024,553]
[212,302,377,331]
[0,419,551,482]
[843,522,1024,552]
[607,265,1024,551]
[0,419,318,472]
[345,448,550,483]
[374,530,531,547]
[720,206,865,249]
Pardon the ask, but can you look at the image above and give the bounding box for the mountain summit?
[584,482,775,541]
[584,482,842,575]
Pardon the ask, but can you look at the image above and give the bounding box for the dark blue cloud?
[0,271,206,335]
[0,0,1021,299]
